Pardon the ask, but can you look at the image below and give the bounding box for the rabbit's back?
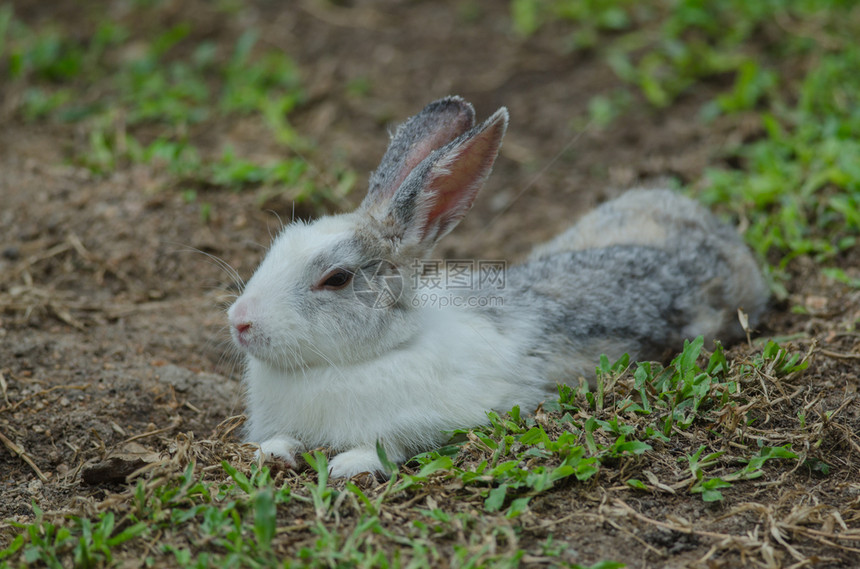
[531,189,742,256]
[504,189,768,378]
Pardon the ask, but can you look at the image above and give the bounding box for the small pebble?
[2,246,19,260]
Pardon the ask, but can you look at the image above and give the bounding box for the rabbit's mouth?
[231,323,273,357]
[234,331,324,371]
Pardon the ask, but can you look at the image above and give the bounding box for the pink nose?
[235,322,251,335]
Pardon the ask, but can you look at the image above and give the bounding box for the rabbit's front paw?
[257,437,301,467]
[328,447,387,479]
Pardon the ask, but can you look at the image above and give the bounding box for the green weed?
[514,0,860,272]
[0,5,352,208]
[0,333,812,565]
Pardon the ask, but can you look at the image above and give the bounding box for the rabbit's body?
[229,97,769,478]
[244,294,548,473]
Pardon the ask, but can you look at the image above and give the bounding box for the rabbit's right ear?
[362,97,475,209]
[377,106,508,253]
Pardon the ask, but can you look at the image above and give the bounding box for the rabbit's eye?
[318,269,353,290]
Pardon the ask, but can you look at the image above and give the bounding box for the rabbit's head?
[228,97,508,370]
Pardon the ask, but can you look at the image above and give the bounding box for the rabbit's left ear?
[362,97,475,210]
[384,107,508,251]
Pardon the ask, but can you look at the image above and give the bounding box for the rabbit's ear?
[362,97,475,209]
[386,107,508,249]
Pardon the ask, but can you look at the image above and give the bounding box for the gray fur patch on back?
[530,189,769,333]
[464,229,762,384]
[509,246,700,359]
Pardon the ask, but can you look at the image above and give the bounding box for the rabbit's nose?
[234,321,253,340]
[232,320,254,347]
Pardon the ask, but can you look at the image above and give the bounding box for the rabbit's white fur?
[244,283,545,478]
[228,97,769,478]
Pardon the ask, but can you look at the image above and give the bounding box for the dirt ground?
[2,2,860,567]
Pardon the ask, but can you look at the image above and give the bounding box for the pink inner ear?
[385,118,473,203]
[422,119,505,238]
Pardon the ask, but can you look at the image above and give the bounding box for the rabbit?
[227,96,769,479]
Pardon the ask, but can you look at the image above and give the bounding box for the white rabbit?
[227,97,768,478]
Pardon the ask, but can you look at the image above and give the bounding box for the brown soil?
[2,2,859,568]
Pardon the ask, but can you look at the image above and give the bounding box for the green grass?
[514,0,860,283]
[0,338,813,568]
[0,4,354,208]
